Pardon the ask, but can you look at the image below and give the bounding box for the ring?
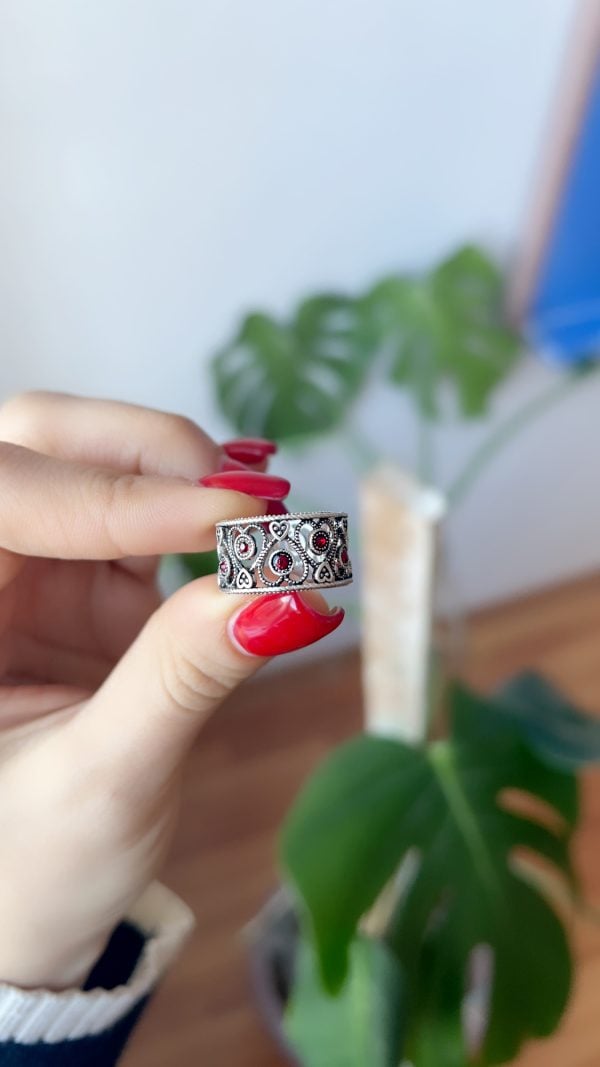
[216,512,352,594]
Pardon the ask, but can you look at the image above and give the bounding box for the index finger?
[0,442,270,560]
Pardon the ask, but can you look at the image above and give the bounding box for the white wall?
[1,0,598,629]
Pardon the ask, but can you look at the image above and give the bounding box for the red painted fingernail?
[219,455,251,472]
[230,592,344,657]
[265,499,289,515]
[198,470,290,499]
[223,438,277,465]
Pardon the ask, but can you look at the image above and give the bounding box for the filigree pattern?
[216,513,352,594]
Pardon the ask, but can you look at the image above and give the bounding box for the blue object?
[528,60,600,362]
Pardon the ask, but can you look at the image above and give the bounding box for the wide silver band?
[216,512,352,594]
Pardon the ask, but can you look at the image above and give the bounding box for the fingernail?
[199,470,290,500]
[265,499,289,515]
[230,592,344,657]
[219,455,251,473]
[223,438,277,465]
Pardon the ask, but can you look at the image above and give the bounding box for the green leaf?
[281,735,429,992]
[284,932,405,1067]
[491,671,600,771]
[212,296,373,442]
[432,245,504,325]
[365,245,521,419]
[433,246,521,416]
[406,932,468,1067]
[365,276,444,418]
[281,683,577,1064]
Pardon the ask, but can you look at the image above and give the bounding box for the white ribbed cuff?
[0,882,195,1044]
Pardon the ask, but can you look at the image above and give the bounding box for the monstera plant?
[210,243,593,497]
[201,245,600,1065]
[182,244,594,585]
[212,246,522,461]
[281,674,600,1066]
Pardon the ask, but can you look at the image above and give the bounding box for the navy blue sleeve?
[0,923,149,1066]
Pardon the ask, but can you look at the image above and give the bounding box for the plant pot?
[247,890,490,1067]
[246,890,301,1065]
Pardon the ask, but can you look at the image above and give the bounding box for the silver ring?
[216,512,352,594]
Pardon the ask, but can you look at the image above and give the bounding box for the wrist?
[0,928,112,991]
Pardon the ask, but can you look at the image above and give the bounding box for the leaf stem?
[428,741,503,910]
[447,364,600,509]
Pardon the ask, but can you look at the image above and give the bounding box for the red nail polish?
[231,592,344,657]
[265,499,289,515]
[219,456,251,472]
[199,470,290,500]
[223,438,277,465]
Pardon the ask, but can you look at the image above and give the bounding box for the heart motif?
[235,569,254,590]
[314,561,334,584]
[269,520,288,540]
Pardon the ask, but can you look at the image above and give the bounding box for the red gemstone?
[340,547,349,565]
[237,537,252,557]
[272,551,292,573]
[313,531,329,551]
[219,558,229,574]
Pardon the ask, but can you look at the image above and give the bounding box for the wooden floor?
[123,572,600,1067]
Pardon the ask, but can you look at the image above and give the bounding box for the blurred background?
[3,4,600,1067]
[1,0,599,627]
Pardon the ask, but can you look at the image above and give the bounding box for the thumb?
[77,577,344,791]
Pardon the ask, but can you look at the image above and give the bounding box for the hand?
[0,392,344,989]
